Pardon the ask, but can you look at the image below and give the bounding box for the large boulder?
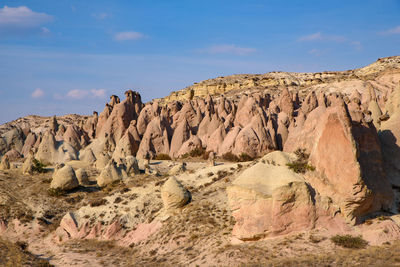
[75,168,90,185]
[96,160,127,187]
[161,177,191,210]
[50,165,79,191]
[227,161,315,240]
[285,103,393,224]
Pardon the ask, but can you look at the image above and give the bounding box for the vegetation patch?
[32,159,47,173]
[47,188,66,197]
[181,147,207,159]
[286,148,315,174]
[222,152,254,162]
[155,154,172,160]
[330,234,368,249]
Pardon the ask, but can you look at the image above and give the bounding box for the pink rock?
[170,118,191,158]
[176,135,203,158]
[118,221,162,247]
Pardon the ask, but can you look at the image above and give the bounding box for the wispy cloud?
[308,48,326,57]
[66,89,107,100]
[66,89,88,99]
[199,44,256,56]
[114,31,145,41]
[92,13,110,20]
[0,6,53,35]
[31,88,44,98]
[350,41,362,51]
[381,25,400,35]
[298,32,346,42]
[90,89,106,98]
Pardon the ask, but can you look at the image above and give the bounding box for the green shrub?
[222,152,239,162]
[47,188,65,197]
[286,148,315,174]
[222,152,254,162]
[32,159,47,173]
[155,154,172,160]
[286,162,315,173]
[181,147,206,159]
[189,147,206,157]
[330,235,368,249]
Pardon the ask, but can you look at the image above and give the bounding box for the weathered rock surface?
[227,160,315,240]
[50,165,79,191]
[96,160,127,187]
[161,177,191,210]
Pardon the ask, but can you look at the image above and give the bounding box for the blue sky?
[0,0,399,123]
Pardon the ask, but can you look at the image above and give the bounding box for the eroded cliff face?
[161,56,400,103]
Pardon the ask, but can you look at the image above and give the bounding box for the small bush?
[238,153,254,162]
[155,154,172,160]
[286,148,315,174]
[32,159,47,173]
[90,198,108,207]
[47,188,66,197]
[222,152,254,162]
[222,152,239,162]
[286,162,315,174]
[189,147,206,157]
[330,234,368,249]
[181,147,206,159]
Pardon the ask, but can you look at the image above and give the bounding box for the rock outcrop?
[161,177,191,210]
[50,165,79,191]
[96,160,127,187]
[227,157,315,240]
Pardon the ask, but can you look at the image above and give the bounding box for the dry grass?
[222,152,254,162]
[154,154,172,160]
[0,238,52,266]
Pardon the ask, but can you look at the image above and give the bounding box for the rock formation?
[161,177,191,210]
[50,165,79,191]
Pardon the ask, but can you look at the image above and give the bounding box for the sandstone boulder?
[96,160,127,187]
[50,165,79,191]
[75,168,90,185]
[168,162,186,176]
[227,162,315,240]
[161,177,191,210]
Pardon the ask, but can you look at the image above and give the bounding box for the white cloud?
[31,88,44,98]
[381,25,400,35]
[66,89,107,99]
[92,13,109,20]
[200,44,256,56]
[114,31,145,41]
[66,89,89,99]
[41,26,50,33]
[350,41,362,51]
[0,6,53,30]
[299,32,323,42]
[298,32,346,42]
[90,89,106,98]
[308,48,324,56]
